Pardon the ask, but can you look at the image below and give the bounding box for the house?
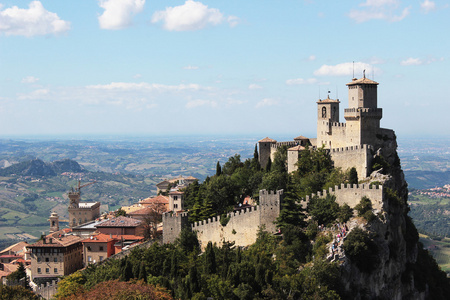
[95,216,144,236]
[82,233,117,266]
[27,229,83,284]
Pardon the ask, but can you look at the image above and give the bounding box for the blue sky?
[0,0,448,138]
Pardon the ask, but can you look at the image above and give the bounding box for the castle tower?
[316,95,340,148]
[68,190,80,208]
[48,212,60,233]
[258,137,277,169]
[344,76,382,145]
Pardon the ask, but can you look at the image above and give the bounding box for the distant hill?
[404,170,450,189]
[0,158,84,177]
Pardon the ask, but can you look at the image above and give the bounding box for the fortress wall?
[330,145,373,180]
[162,212,189,244]
[304,183,383,212]
[287,149,299,173]
[328,123,348,148]
[193,207,261,250]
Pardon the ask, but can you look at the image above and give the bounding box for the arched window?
[322,107,327,118]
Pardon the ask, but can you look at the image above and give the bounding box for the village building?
[94,216,144,236]
[27,229,83,284]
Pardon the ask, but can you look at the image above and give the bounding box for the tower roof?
[316,95,340,104]
[258,137,277,143]
[346,77,379,86]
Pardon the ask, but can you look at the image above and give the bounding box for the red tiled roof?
[288,145,306,151]
[346,77,378,86]
[28,234,83,248]
[96,216,142,228]
[82,233,117,243]
[258,137,277,143]
[294,135,309,140]
[169,190,183,195]
[139,195,169,205]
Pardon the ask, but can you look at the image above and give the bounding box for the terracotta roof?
[28,234,83,248]
[185,176,197,180]
[0,270,10,278]
[288,145,306,151]
[0,241,29,255]
[294,135,309,140]
[128,207,157,216]
[317,95,340,104]
[258,137,277,143]
[139,195,169,205]
[82,233,117,243]
[346,77,379,86]
[96,216,142,228]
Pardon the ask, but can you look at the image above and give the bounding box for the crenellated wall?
[329,144,373,180]
[163,190,282,249]
[302,183,384,211]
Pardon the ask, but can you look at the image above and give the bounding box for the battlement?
[163,211,189,220]
[330,122,346,127]
[192,206,258,229]
[273,141,299,148]
[303,183,384,211]
[344,107,382,119]
[329,144,373,153]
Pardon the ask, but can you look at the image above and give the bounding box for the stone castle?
[259,75,395,180]
[163,75,394,248]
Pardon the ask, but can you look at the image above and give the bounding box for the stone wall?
[163,190,282,249]
[329,144,373,180]
[303,183,384,212]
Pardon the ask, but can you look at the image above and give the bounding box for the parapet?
[329,144,373,153]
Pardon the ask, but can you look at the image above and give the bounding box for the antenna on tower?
[319,87,321,100]
[372,68,375,80]
[336,85,338,99]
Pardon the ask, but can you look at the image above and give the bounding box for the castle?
[163,75,394,248]
[259,75,395,180]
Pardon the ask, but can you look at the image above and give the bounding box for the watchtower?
[344,75,382,145]
[316,95,340,148]
[258,137,277,170]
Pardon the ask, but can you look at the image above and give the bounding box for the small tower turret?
[258,137,277,169]
[48,212,60,233]
[316,95,340,148]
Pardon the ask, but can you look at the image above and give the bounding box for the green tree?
[348,167,358,185]
[343,227,379,273]
[354,196,372,217]
[204,242,217,275]
[307,194,339,226]
[115,208,126,217]
[337,203,353,223]
[54,271,86,299]
[216,161,222,177]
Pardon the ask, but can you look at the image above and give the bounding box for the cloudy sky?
[0,0,448,138]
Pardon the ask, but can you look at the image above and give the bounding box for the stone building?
[94,216,144,236]
[259,76,395,180]
[27,229,83,284]
[68,189,100,228]
[82,233,116,266]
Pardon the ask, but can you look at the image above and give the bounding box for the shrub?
[355,197,372,217]
[343,228,379,273]
[337,203,353,223]
[307,194,339,226]
[220,214,230,227]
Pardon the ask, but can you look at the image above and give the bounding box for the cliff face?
[340,134,448,299]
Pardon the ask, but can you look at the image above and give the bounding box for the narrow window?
[322,106,327,118]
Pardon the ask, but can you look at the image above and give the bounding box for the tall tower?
[316,95,340,148]
[48,212,60,233]
[258,137,277,169]
[344,76,382,145]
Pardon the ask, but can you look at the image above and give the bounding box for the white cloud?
[314,62,379,77]
[151,0,237,31]
[0,1,70,37]
[308,55,316,61]
[18,88,49,100]
[183,65,199,70]
[400,57,423,66]
[248,84,262,90]
[186,99,217,108]
[349,0,410,23]
[98,0,145,30]
[133,74,142,79]
[21,76,39,84]
[227,15,240,27]
[421,0,436,13]
[286,78,318,85]
[256,98,279,108]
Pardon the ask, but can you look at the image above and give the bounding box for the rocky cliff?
[340,134,449,299]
